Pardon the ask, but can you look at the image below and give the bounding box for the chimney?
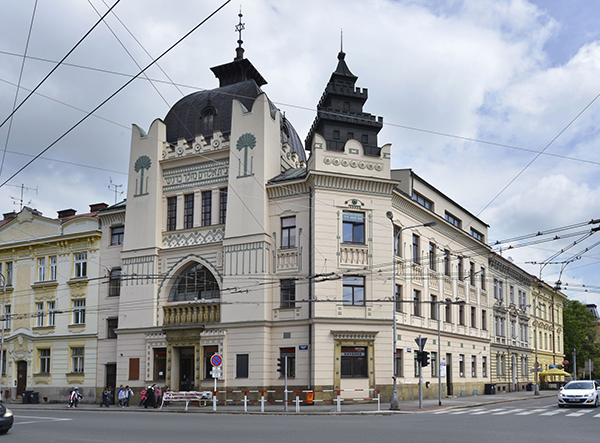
[3,211,17,220]
[57,209,77,219]
[89,203,109,212]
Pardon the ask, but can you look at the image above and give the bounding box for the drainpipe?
[308,186,313,390]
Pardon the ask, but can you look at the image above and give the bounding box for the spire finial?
[234,6,245,61]
[340,29,343,53]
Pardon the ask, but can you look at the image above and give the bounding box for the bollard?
[377,392,380,412]
[244,392,248,412]
[212,391,217,411]
[260,392,265,413]
[295,394,300,413]
[336,392,341,413]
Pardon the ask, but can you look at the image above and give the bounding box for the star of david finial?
[234,8,245,60]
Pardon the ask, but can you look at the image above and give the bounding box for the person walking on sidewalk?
[125,386,133,407]
[68,387,82,408]
[139,388,147,407]
[118,385,127,408]
[100,388,111,407]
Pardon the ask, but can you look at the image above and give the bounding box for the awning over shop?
[539,368,571,377]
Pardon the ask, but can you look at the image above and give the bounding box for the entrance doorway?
[17,361,27,396]
[179,347,195,391]
[445,353,453,396]
[106,363,116,404]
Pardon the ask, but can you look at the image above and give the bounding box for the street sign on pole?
[211,353,222,367]
[414,337,427,351]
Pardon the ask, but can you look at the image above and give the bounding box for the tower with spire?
[305,48,383,156]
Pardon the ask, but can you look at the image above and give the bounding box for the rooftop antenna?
[7,183,37,210]
[108,177,123,204]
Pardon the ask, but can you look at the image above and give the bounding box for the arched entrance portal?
[163,261,221,392]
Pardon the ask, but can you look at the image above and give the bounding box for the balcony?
[277,248,298,271]
[339,244,368,266]
[443,275,452,294]
[457,281,466,297]
[163,303,220,326]
[412,264,423,284]
[429,270,439,290]
[469,287,477,302]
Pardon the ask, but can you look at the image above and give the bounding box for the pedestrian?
[155,386,162,407]
[118,385,127,408]
[100,387,110,407]
[139,388,147,407]
[125,385,133,407]
[144,385,156,409]
[68,387,82,408]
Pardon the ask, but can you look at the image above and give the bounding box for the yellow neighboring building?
[0,205,104,403]
[531,279,567,388]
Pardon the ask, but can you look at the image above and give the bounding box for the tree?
[563,299,600,378]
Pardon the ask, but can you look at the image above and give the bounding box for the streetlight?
[0,273,5,402]
[386,211,437,410]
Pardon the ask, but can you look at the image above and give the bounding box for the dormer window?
[201,108,215,135]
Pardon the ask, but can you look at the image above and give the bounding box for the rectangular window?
[333,130,340,140]
[471,306,476,328]
[445,211,461,228]
[49,256,57,280]
[73,299,86,325]
[236,354,249,378]
[429,242,436,271]
[481,309,487,330]
[459,354,465,377]
[111,225,124,245]
[36,302,44,327]
[361,134,368,144]
[471,356,477,377]
[395,284,403,312]
[107,318,118,339]
[6,262,12,286]
[109,268,122,297]
[281,216,296,249]
[201,191,212,226]
[342,211,365,243]
[203,346,219,379]
[39,349,51,374]
[343,276,365,306]
[1,350,5,375]
[412,191,433,210]
[184,194,194,229]
[494,279,503,300]
[510,285,515,304]
[280,348,296,378]
[38,257,46,282]
[393,225,402,257]
[412,234,420,264]
[129,358,140,380]
[220,187,228,224]
[458,304,465,325]
[166,196,177,231]
[444,250,450,277]
[482,356,487,377]
[74,253,87,278]
[430,295,437,320]
[153,348,166,380]
[469,262,475,285]
[413,289,421,317]
[48,301,55,326]
[71,347,84,373]
[470,228,484,242]
[280,279,296,309]
[445,302,452,323]
[395,349,403,377]
[431,352,437,377]
[340,346,367,378]
[4,305,10,329]
[457,256,463,280]
[480,267,486,290]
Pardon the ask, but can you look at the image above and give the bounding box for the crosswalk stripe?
[471,408,505,415]
[566,410,593,417]
[540,410,563,416]
[451,408,484,415]
[515,408,547,415]
[433,410,451,414]
[593,413,600,418]
[493,409,524,415]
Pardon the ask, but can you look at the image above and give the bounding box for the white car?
[558,380,600,407]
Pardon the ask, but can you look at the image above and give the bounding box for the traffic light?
[415,350,422,365]
[277,357,285,375]
[421,351,430,367]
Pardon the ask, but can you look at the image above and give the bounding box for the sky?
[0,0,599,306]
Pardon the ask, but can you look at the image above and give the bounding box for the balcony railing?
[277,248,298,271]
[339,244,368,266]
[470,287,477,302]
[163,303,220,326]
[429,270,439,290]
[412,264,423,284]
[443,275,452,294]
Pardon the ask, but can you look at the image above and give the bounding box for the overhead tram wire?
[0,0,39,178]
[0,0,231,189]
[0,0,122,132]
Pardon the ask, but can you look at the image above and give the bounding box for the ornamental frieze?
[162,228,224,248]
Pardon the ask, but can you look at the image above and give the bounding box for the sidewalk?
[4,390,557,414]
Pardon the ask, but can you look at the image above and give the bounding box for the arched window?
[202,109,215,135]
[169,262,220,302]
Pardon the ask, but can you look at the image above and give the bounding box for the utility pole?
[572,348,577,380]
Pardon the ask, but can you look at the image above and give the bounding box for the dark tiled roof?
[268,167,308,184]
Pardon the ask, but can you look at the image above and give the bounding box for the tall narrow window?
[167,197,177,231]
[73,299,86,325]
[111,225,124,245]
[444,250,450,277]
[393,225,402,257]
[480,267,486,290]
[482,356,487,377]
[71,347,84,373]
[342,211,365,244]
[236,354,249,378]
[4,305,10,329]
[37,257,46,282]
[394,349,403,377]
[459,354,465,377]
[154,348,166,380]
[430,295,437,319]
[457,256,463,280]
[395,284,403,312]
[459,304,465,325]
[184,194,194,229]
[219,187,228,224]
[107,318,118,339]
[202,110,214,135]
[39,349,51,374]
[280,279,296,309]
[413,289,421,316]
[74,253,87,278]
[481,309,487,330]
[471,306,476,328]
[469,262,475,285]
[412,234,420,264]
[201,191,212,226]
[431,352,437,377]
[429,243,436,271]
[49,256,57,280]
[36,302,44,327]
[109,268,122,297]
[343,276,365,306]
[6,262,12,286]
[445,302,452,323]
[471,356,477,377]
[510,285,515,304]
[281,216,296,249]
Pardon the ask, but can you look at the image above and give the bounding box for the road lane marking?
[540,410,563,416]
[450,408,485,415]
[14,416,72,426]
[433,410,451,414]
[492,409,524,415]
[515,408,547,415]
[471,408,505,415]
[593,413,600,418]
[566,410,593,417]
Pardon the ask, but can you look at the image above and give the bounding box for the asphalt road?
[3,397,598,443]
